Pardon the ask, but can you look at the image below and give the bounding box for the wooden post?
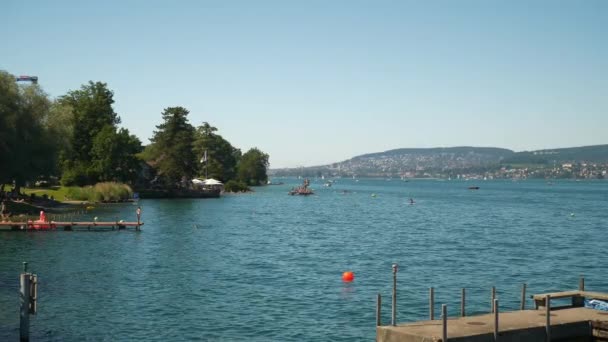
[573,276,586,307]
[442,304,447,342]
[494,299,499,341]
[20,262,30,342]
[546,295,551,341]
[430,287,435,320]
[491,286,496,313]
[391,264,398,326]
[376,293,382,326]
[521,283,527,310]
[461,288,466,317]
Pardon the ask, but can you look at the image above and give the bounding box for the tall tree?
[192,122,241,182]
[47,100,75,169]
[0,71,20,184]
[59,81,120,163]
[149,107,196,187]
[237,148,269,186]
[91,126,142,183]
[0,71,57,191]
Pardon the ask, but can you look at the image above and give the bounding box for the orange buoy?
[342,271,354,282]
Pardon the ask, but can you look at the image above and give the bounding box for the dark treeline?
[0,71,268,192]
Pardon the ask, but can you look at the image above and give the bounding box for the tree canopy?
[0,71,57,190]
[149,106,196,187]
[56,81,142,186]
[193,122,241,182]
[237,148,270,186]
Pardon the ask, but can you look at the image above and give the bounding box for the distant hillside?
[270,144,608,178]
[342,147,514,175]
[503,145,608,165]
[272,146,514,177]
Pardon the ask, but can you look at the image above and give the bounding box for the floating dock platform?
[0,221,143,231]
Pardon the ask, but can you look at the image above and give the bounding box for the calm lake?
[1,179,607,341]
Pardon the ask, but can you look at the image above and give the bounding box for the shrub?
[224,180,250,193]
[65,182,133,202]
[65,186,96,201]
[94,182,133,201]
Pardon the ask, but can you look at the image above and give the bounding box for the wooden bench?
[533,290,608,310]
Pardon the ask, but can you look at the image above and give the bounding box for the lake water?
[1,179,607,341]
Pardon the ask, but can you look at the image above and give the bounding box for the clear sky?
[2,0,607,168]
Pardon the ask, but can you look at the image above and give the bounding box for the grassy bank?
[8,185,72,201]
[5,182,133,202]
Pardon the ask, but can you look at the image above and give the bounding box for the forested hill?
[503,145,608,164]
[271,145,608,177]
[355,147,514,161]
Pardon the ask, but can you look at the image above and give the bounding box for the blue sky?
[2,0,607,168]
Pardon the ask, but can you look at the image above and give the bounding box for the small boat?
[289,179,314,196]
[468,186,480,190]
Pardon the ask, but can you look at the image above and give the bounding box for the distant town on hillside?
[270,145,608,180]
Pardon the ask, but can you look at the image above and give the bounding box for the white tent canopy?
[202,178,223,185]
[192,178,204,184]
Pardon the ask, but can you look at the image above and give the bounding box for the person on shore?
[1,200,7,221]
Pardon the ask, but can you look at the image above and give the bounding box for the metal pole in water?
[461,288,466,317]
[491,286,496,313]
[579,275,585,291]
[391,263,398,326]
[442,304,447,342]
[20,263,30,342]
[430,287,435,320]
[494,299,499,341]
[546,294,551,341]
[376,293,382,326]
[521,283,527,310]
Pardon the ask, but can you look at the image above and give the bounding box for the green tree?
[0,71,21,184]
[0,71,57,191]
[237,148,269,186]
[91,126,142,183]
[47,100,75,170]
[59,81,120,163]
[149,107,196,187]
[192,122,241,182]
[57,81,143,186]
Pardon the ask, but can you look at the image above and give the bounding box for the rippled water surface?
[1,179,607,341]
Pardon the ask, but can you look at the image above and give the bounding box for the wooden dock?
[0,221,144,231]
[378,307,608,342]
[376,272,608,342]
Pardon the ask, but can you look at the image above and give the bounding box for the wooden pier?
[378,307,608,342]
[0,221,144,231]
[377,274,608,342]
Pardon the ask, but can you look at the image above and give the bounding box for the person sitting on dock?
[39,210,47,222]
